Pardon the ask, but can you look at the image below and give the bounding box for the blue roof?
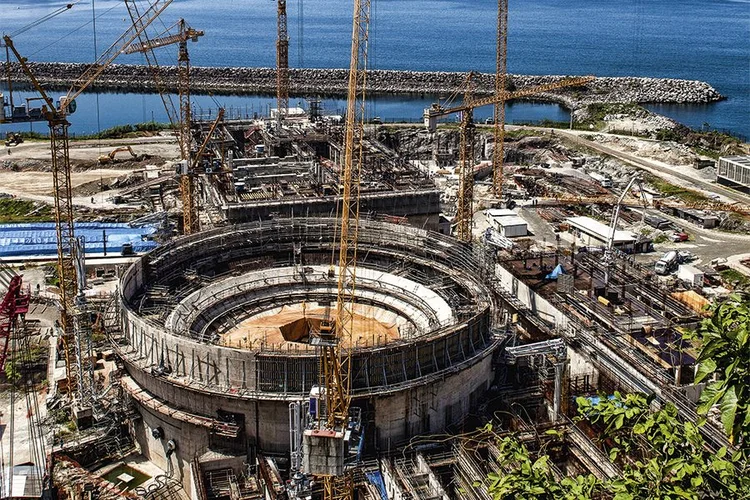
[0,222,159,257]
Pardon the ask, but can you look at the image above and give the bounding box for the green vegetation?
[652,233,668,244]
[5,122,174,141]
[475,392,748,499]
[4,360,20,383]
[475,295,750,498]
[73,121,174,140]
[573,103,645,131]
[644,174,711,205]
[0,198,53,223]
[688,292,750,445]
[719,269,750,288]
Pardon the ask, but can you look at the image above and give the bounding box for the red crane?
[0,275,30,371]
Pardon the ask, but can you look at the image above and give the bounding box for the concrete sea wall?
[2,62,723,109]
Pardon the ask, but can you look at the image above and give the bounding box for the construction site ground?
[1,134,180,209]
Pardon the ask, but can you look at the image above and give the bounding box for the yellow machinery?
[124,19,204,234]
[302,0,371,498]
[97,145,138,164]
[2,0,173,408]
[424,74,595,242]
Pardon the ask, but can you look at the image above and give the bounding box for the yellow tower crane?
[493,0,509,197]
[277,0,290,123]
[424,74,595,242]
[302,0,370,498]
[2,0,174,407]
[124,20,204,234]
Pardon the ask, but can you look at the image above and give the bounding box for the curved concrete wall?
[116,218,501,477]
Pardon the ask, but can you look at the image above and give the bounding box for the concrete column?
[553,361,564,421]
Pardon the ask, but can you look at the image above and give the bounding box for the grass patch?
[644,174,711,204]
[0,198,53,223]
[6,122,174,141]
[719,269,750,288]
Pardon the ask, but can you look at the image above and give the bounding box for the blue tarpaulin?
[0,222,159,257]
[545,264,565,280]
[365,471,388,500]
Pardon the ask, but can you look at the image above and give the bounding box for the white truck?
[677,265,704,287]
[588,171,612,188]
[655,251,679,275]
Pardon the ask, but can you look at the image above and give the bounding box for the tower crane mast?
[2,0,174,408]
[124,19,204,234]
[302,0,370,498]
[424,75,595,242]
[277,0,290,123]
[493,0,508,197]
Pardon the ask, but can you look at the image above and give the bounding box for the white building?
[565,216,638,252]
[486,209,528,238]
[717,155,750,191]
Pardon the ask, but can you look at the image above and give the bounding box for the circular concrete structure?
[113,218,499,484]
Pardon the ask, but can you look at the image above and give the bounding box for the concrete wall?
[224,190,442,227]
[372,353,493,449]
[494,263,568,330]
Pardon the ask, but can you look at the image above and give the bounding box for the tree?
[690,292,750,447]
[476,392,749,499]
[577,392,746,499]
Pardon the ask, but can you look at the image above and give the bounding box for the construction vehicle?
[423,74,595,242]
[655,250,679,275]
[3,0,174,412]
[97,145,138,164]
[4,133,23,147]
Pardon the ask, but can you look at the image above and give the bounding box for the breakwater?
[1,62,723,109]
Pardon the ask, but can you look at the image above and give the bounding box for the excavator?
[97,145,142,164]
[4,133,23,147]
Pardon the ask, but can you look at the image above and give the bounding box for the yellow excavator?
[4,133,24,147]
[97,145,140,164]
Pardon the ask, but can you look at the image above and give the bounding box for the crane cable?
[25,2,120,59]
[7,2,82,39]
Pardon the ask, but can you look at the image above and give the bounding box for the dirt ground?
[221,303,401,350]
[1,134,180,209]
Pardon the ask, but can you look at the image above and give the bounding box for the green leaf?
[719,385,738,439]
[615,413,625,429]
[694,358,717,384]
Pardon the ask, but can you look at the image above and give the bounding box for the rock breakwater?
[1,62,723,109]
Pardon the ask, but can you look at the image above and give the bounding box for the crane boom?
[424,74,595,243]
[424,75,595,130]
[123,26,203,54]
[1,0,173,407]
[125,18,203,233]
[65,0,174,106]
